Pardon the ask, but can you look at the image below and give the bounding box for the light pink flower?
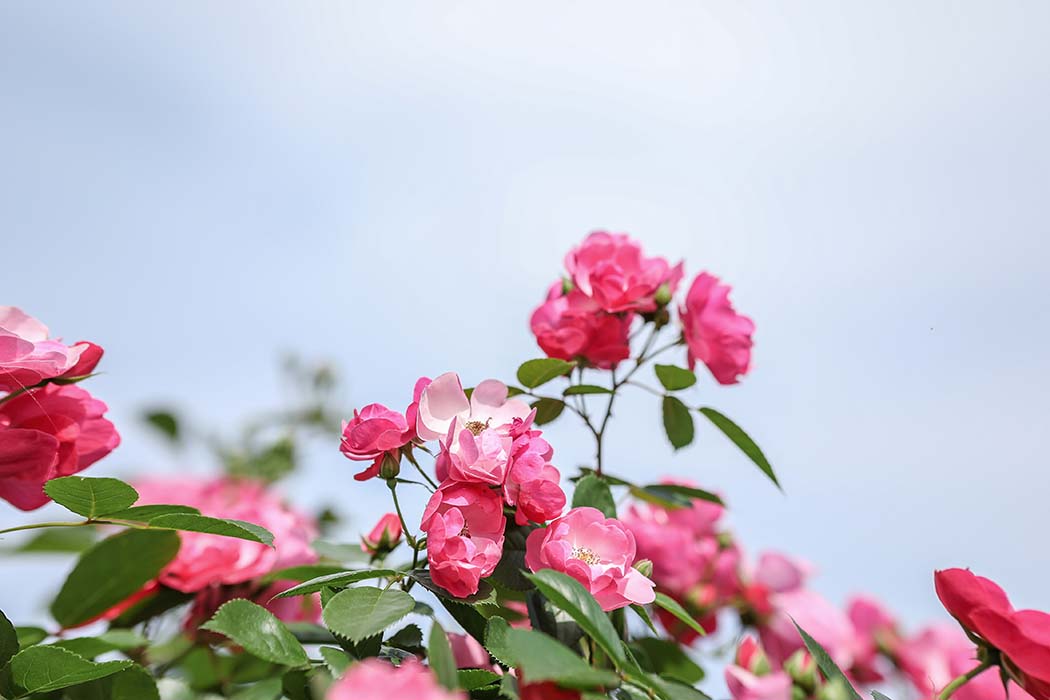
[0,384,120,510]
[441,427,514,486]
[759,588,858,670]
[529,283,633,369]
[726,636,793,700]
[416,373,531,444]
[679,272,755,385]
[525,507,655,611]
[327,659,465,700]
[564,232,683,313]
[0,307,104,392]
[361,513,403,556]
[421,482,506,598]
[133,477,318,593]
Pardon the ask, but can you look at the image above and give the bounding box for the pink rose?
[133,477,318,593]
[449,632,493,670]
[0,384,120,510]
[341,404,411,481]
[759,588,858,670]
[679,272,755,385]
[525,507,656,611]
[726,636,793,700]
[416,373,531,444]
[0,307,104,392]
[361,513,403,556]
[441,427,514,486]
[327,659,465,700]
[421,482,506,598]
[847,595,899,682]
[502,416,566,525]
[529,283,633,369]
[564,232,683,313]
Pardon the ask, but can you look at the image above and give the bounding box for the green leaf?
[386,624,424,652]
[699,407,780,489]
[791,619,861,700]
[564,384,613,395]
[571,474,617,518]
[104,504,200,522]
[51,630,148,658]
[147,513,274,546]
[143,409,180,442]
[8,645,132,694]
[44,476,139,519]
[50,529,180,627]
[517,359,574,388]
[530,398,565,426]
[311,539,370,563]
[201,599,309,668]
[640,484,724,508]
[491,522,538,592]
[647,674,712,700]
[871,693,893,700]
[662,396,694,450]
[14,526,97,554]
[65,665,159,700]
[260,563,348,584]
[631,638,704,685]
[654,365,697,391]
[654,593,706,638]
[271,569,404,598]
[0,608,16,667]
[524,569,626,667]
[14,626,47,648]
[434,597,489,645]
[319,647,351,677]
[230,678,283,700]
[428,622,458,691]
[458,669,502,691]
[322,587,415,642]
[630,604,658,634]
[484,617,619,690]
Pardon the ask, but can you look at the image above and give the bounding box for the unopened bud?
[379,452,401,479]
[361,513,403,557]
[654,283,673,307]
[785,650,819,691]
[817,678,852,700]
[633,559,653,578]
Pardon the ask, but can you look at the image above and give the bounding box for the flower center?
[464,419,489,436]
[458,525,471,538]
[571,546,601,565]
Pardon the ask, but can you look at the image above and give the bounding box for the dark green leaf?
[792,619,861,700]
[428,622,458,691]
[631,638,704,684]
[44,476,139,519]
[8,646,132,694]
[318,647,352,677]
[50,529,180,627]
[630,604,658,634]
[517,359,574,388]
[201,599,309,668]
[65,665,159,700]
[0,608,16,667]
[230,678,283,700]
[104,504,199,522]
[14,526,97,554]
[564,385,613,395]
[524,569,626,667]
[143,410,180,442]
[530,398,565,426]
[484,617,619,690]
[322,587,415,642]
[654,593,706,638]
[272,569,403,598]
[147,513,274,546]
[491,522,537,592]
[109,586,192,628]
[386,624,424,652]
[571,474,617,518]
[699,407,780,489]
[435,598,489,646]
[661,396,694,450]
[647,674,711,700]
[641,484,724,508]
[458,669,502,690]
[654,365,697,391]
[260,563,348,584]
[14,627,47,648]
[872,693,893,700]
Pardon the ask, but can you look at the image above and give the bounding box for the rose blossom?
[502,414,566,525]
[525,506,656,611]
[421,482,506,598]
[0,307,103,392]
[564,232,683,313]
[679,272,755,385]
[725,636,793,700]
[529,282,632,369]
[416,373,531,444]
[327,659,465,700]
[935,568,1050,700]
[341,377,428,481]
[361,512,403,556]
[133,477,318,593]
[449,632,493,670]
[847,595,900,682]
[0,384,120,510]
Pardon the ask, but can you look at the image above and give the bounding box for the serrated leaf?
[524,569,626,667]
[564,384,613,395]
[50,529,180,627]
[530,398,565,426]
[51,630,148,659]
[654,365,697,391]
[484,617,619,690]
[699,407,780,489]
[8,645,133,694]
[517,359,574,388]
[0,608,16,667]
[661,396,694,449]
[654,593,706,638]
[792,619,861,700]
[386,624,424,652]
[322,587,415,642]
[201,599,309,668]
[272,569,403,598]
[147,513,274,546]
[318,647,351,677]
[105,504,200,522]
[428,622,458,690]
[44,476,139,519]
[571,474,617,518]
[458,669,502,690]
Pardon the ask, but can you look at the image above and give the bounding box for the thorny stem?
[938,662,994,700]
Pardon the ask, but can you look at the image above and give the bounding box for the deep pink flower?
[442,427,514,486]
[361,513,403,556]
[520,680,581,700]
[0,307,103,392]
[133,477,318,593]
[421,482,506,598]
[847,595,900,682]
[564,232,683,313]
[529,283,632,369]
[416,373,530,444]
[449,632,492,670]
[502,416,566,525]
[327,659,465,700]
[0,384,119,510]
[341,378,429,481]
[679,272,755,385]
[726,636,793,700]
[525,507,655,611]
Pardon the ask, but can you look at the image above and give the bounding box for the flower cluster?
[0,307,118,510]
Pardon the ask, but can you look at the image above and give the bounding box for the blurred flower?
[847,594,900,682]
[725,636,793,700]
[679,272,754,385]
[327,659,464,700]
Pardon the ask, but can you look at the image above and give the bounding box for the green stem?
[403,449,438,490]
[938,662,993,700]
[0,520,92,536]
[386,480,417,549]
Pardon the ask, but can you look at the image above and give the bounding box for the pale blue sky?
[2,2,1048,636]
